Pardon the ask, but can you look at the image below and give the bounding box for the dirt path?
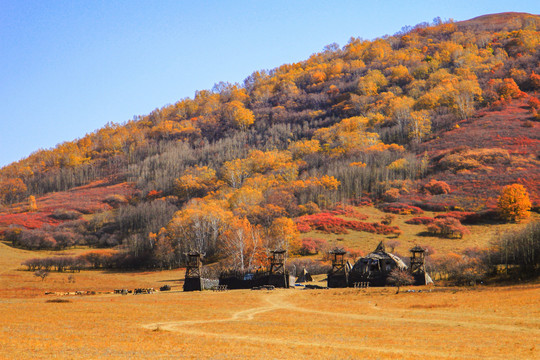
[141,291,537,358]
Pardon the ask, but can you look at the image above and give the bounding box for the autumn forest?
[1,12,539,282]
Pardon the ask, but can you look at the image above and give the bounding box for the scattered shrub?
[438,148,510,172]
[422,180,451,195]
[295,213,400,235]
[103,194,129,208]
[381,214,395,225]
[426,217,469,238]
[298,237,329,255]
[328,204,368,220]
[383,188,401,202]
[379,203,423,215]
[405,217,434,225]
[50,209,82,220]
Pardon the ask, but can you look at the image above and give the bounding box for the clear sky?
[1,0,538,167]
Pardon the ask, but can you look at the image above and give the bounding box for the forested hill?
[0,13,538,267]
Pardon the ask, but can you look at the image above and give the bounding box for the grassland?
[303,206,540,257]
[0,241,539,359]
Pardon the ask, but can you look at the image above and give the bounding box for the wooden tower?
[269,249,286,275]
[328,248,349,287]
[409,245,426,275]
[268,249,288,287]
[183,251,204,291]
[409,245,431,285]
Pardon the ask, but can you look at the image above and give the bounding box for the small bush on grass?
[426,217,469,238]
[422,180,451,195]
[406,217,434,225]
[379,203,424,215]
[298,237,329,255]
[50,209,82,220]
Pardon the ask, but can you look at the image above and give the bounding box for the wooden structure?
[327,248,350,288]
[409,245,433,285]
[268,249,289,288]
[348,242,407,287]
[218,249,290,289]
[183,251,204,291]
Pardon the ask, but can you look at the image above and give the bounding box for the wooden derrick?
[409,245,433,285]
[268,249,289,288]
[327,248,350,288]
[183,251,204,291]
[269,249,286,275]
[409,245,426,275]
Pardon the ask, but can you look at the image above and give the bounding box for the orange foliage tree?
[497,184,531,222]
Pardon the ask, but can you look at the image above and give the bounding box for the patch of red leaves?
[0,179,138,230]
[328,204,369,220]
[417,97,539,207]
[379,203,424,215]
[295,212,400,235]
[405,217,435,225]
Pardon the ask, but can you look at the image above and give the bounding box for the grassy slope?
[417,98,540,207]
[300,205,540,258]
[0,179,137,230]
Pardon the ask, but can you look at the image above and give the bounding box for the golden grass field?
[0,237,539,360]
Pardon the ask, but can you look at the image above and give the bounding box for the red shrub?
[295,213,400,235]
[383,188,401,202]
[426,218,470,238]
[379,203,424,215]
[146,190,163,200]
[405,217,435,225]
[343,247,364,261]
[528,96,540,111]
[422,180,451,195]
[299,238,328,255]
[328,204,369,220]
[435,211,481,224]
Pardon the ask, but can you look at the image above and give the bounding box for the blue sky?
[1,1,538,167]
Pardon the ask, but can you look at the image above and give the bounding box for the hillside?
[0,12,539,277]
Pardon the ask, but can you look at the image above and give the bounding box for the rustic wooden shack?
[349,242,407,287]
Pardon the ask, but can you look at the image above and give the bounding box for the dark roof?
[354,242,407,270]
[410,245,426,253]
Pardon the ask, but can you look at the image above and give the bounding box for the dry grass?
[0,216,538,359]
[0,282,538,359]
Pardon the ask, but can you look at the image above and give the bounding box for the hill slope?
[0,12,539,272]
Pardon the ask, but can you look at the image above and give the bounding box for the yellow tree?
[0,178,27,204]
[221,217,263,272]
[167,199,233,258]
[314,116,381,155]
[225,101,255,130]
[497,184,532,222]
[175,166,219,201]
[452,79,483,119]
[150,228,176,270]
[28,195,37,212]
[406,110,431,142]
[268,217,300,254]
[288,139,321,160]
